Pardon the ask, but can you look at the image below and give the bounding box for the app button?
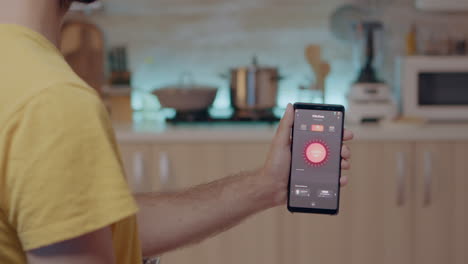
[306,143,327,163]
[311,124,324,132]
[303,140,330,167]
[300,124,307,131]
[295,188,311,197]
[329,126,335,132]
[317,190,334,198]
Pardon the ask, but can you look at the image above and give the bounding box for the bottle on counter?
[406,24,417,56]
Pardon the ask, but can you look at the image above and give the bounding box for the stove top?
[166,109,280,124]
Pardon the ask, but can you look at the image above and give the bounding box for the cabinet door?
[162,143,276,264]
[345,142,413,264]
[279,141,349,264]
[118,143,162,193]
[164,143,227,188]
[278,209,348,264]
[414,143,456,264]
[219,143,280,264]
[454,143,468,264]
[160,143,227,264]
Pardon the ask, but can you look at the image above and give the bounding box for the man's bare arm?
[136,168,282,257]
[135,104,353,258]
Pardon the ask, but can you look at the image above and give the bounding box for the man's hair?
[60,0,97,4]
[60,0,97,6]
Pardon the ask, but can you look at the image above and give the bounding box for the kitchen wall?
[74,0,468,117]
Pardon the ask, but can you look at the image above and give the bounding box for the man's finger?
[343,129,354,141]
[340,175,349,187]
[341,159,351,170]
[274,103,294,147]
[341,144,351,160]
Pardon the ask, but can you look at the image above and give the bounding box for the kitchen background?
[64,1,468,264]
[70,0,468,119]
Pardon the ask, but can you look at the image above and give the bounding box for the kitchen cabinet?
[162,142,282,264]
[221,143,280,264]
[345,141,467,264]
[345,142,413,264]
[117,139,468,264]
[414,143,456,264]
[454,143,468,264]
[118,143,160,193]
[278,205,348,264]
[158,143,228,264]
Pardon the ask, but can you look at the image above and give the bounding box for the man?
[0,0,353,263]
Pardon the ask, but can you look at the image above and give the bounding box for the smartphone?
[287,103,345,215]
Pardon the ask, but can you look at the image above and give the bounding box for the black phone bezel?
[287,103,345,215]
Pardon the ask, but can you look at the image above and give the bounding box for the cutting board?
[60,20,105,95]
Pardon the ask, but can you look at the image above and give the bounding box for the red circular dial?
[303,139,330,167]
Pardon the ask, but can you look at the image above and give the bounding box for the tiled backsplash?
[77,0,468,115]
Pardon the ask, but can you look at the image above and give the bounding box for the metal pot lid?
[230,56,279,71]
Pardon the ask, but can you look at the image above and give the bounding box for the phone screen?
[288,106,344,213]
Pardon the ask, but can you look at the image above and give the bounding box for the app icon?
[329,126,335,132]
[311,124,324,132]
[300,124,307,131]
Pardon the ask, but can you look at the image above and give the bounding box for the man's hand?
[262,103,354,206]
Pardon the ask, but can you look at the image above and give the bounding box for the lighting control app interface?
[289,109,343,210]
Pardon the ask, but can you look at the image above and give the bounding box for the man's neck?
[0,0,68,46]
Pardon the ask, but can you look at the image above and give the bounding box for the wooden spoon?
[305,44,322,79]
[316,61,331,102]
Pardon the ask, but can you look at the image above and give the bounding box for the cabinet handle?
[132,151,145,192]
[396,152,406,206]
[423,151,433,207]
[159,151,170,189]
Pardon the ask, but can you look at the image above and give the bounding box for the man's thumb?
[274,103,294,147]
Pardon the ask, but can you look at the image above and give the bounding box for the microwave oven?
[400,56,468,121]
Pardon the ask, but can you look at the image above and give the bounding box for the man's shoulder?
[26,84,104,117]
[1,83,103,129]
[0,33,100,125]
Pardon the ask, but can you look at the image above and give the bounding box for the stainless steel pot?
[229,58,280,111]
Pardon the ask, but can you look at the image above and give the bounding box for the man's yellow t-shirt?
[0,24,142,263]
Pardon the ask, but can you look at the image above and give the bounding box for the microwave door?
[419,72,468,106]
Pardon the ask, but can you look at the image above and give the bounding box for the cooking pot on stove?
[225,57,282,111]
